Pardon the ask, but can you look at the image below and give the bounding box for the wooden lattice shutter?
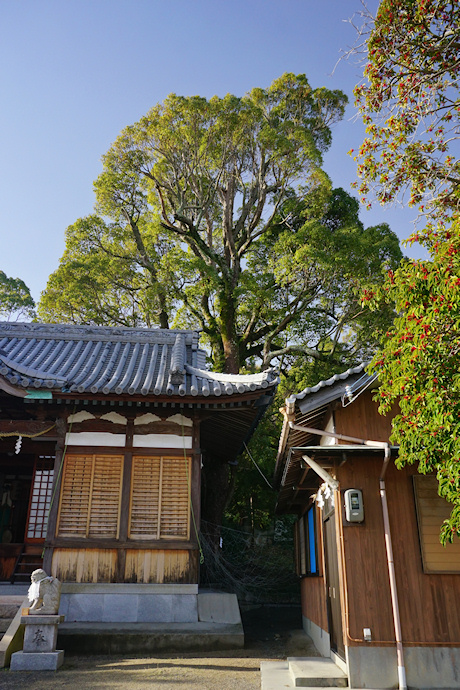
[129,456,190,540]
[129,456,161,539]
[57,455,92,537]
[88,456,123,539]
[160,457,190,539]
[57,454,123,539]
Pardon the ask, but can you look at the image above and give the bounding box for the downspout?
[287,420,407,690]
[380,445,407,690]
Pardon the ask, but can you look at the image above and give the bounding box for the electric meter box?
[344,489,364,523]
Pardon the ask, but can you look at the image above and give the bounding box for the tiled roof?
[0,323,278,398]
[286,363,368,403]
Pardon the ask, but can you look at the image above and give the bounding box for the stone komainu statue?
[28,569,61,614]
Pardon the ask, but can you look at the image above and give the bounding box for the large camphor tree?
[353,0,460,541]
[39,74,402,528]
[40,74,401,376]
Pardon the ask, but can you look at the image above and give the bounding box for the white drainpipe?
[287,420,407,690]
[379,445,407,690]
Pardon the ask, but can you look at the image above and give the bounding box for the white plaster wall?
[133,434,192,449]
[66,432,126,447]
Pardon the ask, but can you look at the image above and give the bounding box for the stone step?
[0,600,23,619]
[0,619,13,633]
[58,621,244,655]
[288,658,348,687]
[261,658,348,690]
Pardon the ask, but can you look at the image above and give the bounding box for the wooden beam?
[0,420,56,436]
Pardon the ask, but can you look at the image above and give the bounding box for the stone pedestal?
[10,615,65,671]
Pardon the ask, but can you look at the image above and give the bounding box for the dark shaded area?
[241,603,303,653]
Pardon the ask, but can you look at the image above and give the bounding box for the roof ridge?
[287,363,368,403]
[0,322,199,344]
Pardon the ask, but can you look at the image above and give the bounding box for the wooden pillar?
[43,416,67,574]
[191,414,201,541]
[116,418,134,581]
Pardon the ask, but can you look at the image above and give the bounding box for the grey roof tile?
[0,322,278,398]
[286,363,369,403]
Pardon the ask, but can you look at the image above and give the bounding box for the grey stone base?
[54,587,243,655]
[301,615,331,658]
[58,622,244,654]
[10,649,64,671]
[346,644,460,689]
[59,585,199,624]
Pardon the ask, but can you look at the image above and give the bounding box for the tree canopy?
[352,0,460,221]
[39,74,401,379]
[0,271,35,321]
[366,220,460,543]
[356,0,460,541]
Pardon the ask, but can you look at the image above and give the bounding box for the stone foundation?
[59,583,199,623]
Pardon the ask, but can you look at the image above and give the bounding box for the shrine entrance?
[0,453,54,581]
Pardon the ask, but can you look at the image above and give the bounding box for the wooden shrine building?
[0,322,277,625]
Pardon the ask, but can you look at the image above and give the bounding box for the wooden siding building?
[0,322,277,629]
[275,364,460,690]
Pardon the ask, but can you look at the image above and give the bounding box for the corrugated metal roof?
[0,323,278,398]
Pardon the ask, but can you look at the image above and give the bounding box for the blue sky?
[1,0,420,303]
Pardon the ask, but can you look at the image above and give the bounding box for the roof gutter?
[285,418,407,690]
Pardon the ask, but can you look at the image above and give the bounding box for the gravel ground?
[0,605,319,690]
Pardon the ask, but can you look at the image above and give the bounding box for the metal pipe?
[301,454,339,491]
[289,421,385,447]
[380,445,407,690]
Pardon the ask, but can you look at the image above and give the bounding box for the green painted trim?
[25,390,53,399]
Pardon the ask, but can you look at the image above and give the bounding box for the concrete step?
[0,598,23,639]
[0,599,24,619]
[288,658,348,687]
[261,658,348,690]
[58,620,244,655]
[0,620,13,634]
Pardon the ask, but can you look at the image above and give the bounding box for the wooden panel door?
[324,511,345,659]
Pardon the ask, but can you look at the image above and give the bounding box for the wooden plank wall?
[51,548,118,582]
[301,576,328,631]
[338,456,395,644]
[338,456,460,646]
[334,390,395,442]
[125,549,198,583]
[51,548,198,583]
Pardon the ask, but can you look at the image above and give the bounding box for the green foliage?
[356,0,460,543]
[41,74,400,375]
[38,216,177,327]
[352,0,460,221]
[37,74,405,532]
[367,220,460,543]
[0,271,35,321]
[224,410,282,531]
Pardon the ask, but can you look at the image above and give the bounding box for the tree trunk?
[218,289,240,374]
